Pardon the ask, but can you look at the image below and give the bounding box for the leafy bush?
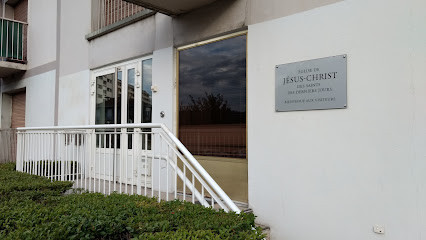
[0,163,73,201]
[0,164,264,239]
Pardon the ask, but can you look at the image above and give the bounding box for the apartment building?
[1,0,426,239]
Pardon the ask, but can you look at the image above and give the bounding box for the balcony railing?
[0,18,27,63]
[15,123,240,213]
[93,0,145,32]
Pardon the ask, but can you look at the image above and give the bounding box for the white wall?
[25,70,56,127]
[27,0,57,69]
[59,0,91,77]
[247,0,426,239]
[58,70,90,126]
[89,15,155,69]
[150,47,175,192]
[152,47,174,132]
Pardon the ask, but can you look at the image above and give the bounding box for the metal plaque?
[275,55,347,112]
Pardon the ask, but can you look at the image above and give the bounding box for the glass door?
[91,58,152,185]
[178,34,247,202]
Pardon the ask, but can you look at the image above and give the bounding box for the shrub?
[0,163,73,201]
[0,164,264,239]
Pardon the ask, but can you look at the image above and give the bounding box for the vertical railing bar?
[88,132,91,191]
[59,133,63,181]
[11,21,13,59]
[192,174,195,203]
[131,131,134,195]
[201,186,204,204]
[93,132,97,193]
[63,133,67,180]
[88,132,91,192]
[110,0,113,25]
[41,133,44,177]
[22,23,24,61]
[34,133,37,175]
[103,133,106,194]
[151,132,154,198]
[183,165,186,201]
[17,22,20,60]
[27,133,29,174]
[23,133,27,174]
[144,133,147,196]
[0,19,3,58]
[114,131,117,193]
[77,133,80,188]
[98,133,101,192]
[109,133,112,195]
[124,131,128,195]
[65,133,68,181]
[71,134,75,183]
[47,133,51,180]
[136,131,141,195]
[6,20,9,59]
[43,133,47,178]
[174,155,177,200]
[37,133,40,176]
[54,132,57,180]
[158,134,162,202]
[166,145,169,201]
[119,131,122,194]
[67,133,70,182]
[33,133,36,175]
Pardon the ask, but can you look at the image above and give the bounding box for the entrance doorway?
[178,33,247,202]
[91,57,152,185]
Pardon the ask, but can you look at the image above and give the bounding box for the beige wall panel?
[11,92,25,128]
[247,0,342,25]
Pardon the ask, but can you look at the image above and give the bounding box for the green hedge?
[0,163,73,201]
[0,164,264,239]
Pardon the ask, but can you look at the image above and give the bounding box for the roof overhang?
[123,0,218,16]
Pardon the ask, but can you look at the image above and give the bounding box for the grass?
[0,163,264,239]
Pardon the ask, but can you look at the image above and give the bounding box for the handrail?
[0,17,28,25]
[17,123,241,213]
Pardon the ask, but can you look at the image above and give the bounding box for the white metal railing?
[0,128,17,163]
[0,18,27,62]
[92,0,145,32]
[16,123,240,213]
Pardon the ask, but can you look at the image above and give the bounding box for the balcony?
[87,0,154,40]
[0,18,27,78]
[123,0,218,16]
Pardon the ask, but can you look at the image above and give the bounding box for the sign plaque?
[275,55,347,112]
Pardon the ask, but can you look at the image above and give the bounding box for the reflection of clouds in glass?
[179,35,246,112]
[142,59,153,94]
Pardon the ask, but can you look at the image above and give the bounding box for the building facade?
[1,0,426,239]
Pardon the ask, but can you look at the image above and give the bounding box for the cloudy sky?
[179,35,246,112]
